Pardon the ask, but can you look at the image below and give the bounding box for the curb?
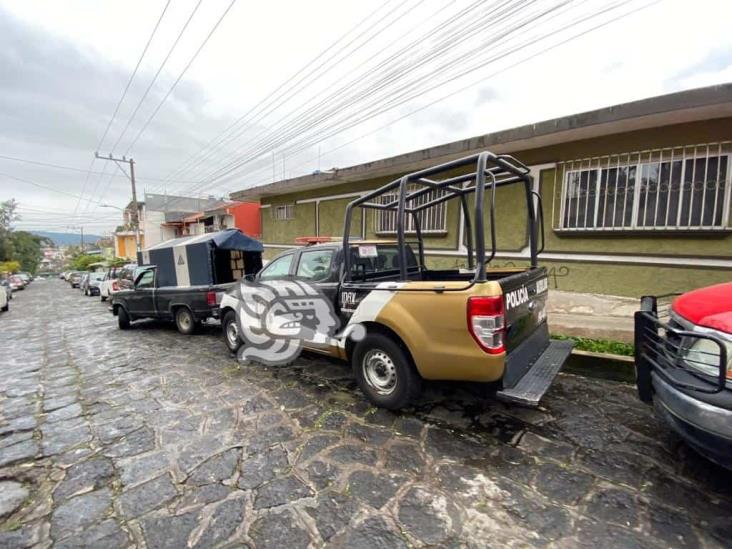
[563,348,636,383]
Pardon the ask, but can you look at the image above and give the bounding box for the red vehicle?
[635,282,732,468]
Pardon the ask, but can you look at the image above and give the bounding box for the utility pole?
[80,226,84,252]
[95,152,142,254]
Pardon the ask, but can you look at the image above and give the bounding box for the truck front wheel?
[117,307,130,330]
[175,307,197,335]
[352,333,422,410]
[222,310,242,353]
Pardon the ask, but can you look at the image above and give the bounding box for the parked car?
[99,265,137,301]
[0,284,9,312]
[82,272,105,296]
[219,152,573,410]
[8,275,26,291]
[635,282,732,469]
[0,279,13,300]
[111,230,262,334]
[68,271,83,288]
[16,272,32,285]
[79,273,90,292]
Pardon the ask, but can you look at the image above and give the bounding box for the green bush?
[552,334,634,357]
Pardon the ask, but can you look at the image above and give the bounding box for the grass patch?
[553,334,634,357]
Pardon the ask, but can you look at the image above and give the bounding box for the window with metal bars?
[373,186,448,234]
[556,143,731,231]
[272,204,294,221]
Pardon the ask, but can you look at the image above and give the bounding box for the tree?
[0,260,21,275]
[0,199,19,262]
[69,254,102,271]
[11,231,43,274]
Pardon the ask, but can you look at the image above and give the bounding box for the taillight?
[112,281,119,291]
[207,291,217,307]
[467,296,505,354]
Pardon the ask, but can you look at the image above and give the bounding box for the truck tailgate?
[499,267,549,352]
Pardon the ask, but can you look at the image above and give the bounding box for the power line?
[0,153,199,183]
[74,0,172,216]
[236,0,660,192]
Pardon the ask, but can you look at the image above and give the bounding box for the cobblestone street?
[0,280,730,548]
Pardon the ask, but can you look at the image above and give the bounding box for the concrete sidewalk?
[547,290,636,343]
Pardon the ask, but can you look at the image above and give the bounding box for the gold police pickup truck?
[221,151,573,410]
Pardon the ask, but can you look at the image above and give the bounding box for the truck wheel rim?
[362,349,397,396]
[226,320,239,346]
[179,312,191,330]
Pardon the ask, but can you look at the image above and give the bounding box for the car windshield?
[91,273,105,281]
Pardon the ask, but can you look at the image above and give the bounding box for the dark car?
[635,282,732,469]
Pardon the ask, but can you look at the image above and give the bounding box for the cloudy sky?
[1,0,731,235]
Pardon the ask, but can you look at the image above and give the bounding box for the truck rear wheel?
[222,310,242,353]
[352,332,421,410]
[175,307,196,335]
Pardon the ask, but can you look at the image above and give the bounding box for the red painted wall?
[229,202,261,238]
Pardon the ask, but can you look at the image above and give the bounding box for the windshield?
[349,244,418,276]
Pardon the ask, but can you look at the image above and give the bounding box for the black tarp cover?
[137,229,263,287]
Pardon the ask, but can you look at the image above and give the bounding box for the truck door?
[129,269,157,317]
[293,247,338,304]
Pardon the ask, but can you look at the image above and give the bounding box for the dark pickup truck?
[110,229,263,334]
[111,266,232,334]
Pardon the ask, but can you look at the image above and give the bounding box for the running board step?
[496,339,574,407]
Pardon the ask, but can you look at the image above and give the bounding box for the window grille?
[373,185,448,233]
[554,142,731,231]
[273,204,294,221]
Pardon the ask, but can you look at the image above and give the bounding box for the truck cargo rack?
[342,151,540,284]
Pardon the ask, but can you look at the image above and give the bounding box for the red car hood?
[673,282,732,335]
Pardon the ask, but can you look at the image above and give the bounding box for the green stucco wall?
[256,117,732,297]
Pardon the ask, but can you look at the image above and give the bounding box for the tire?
[222,310,242,353]
[351,332,422,410]
[175,307,196,335]
[101,294,107,302]
[117,307,131,330]
[1,303,8,312]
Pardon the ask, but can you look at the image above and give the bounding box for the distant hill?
[31,231,105,247]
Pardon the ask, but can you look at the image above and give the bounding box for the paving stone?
[248,511,311,549]
[347,470,403,509]
[0,439,38,467]
[41,425,91,456]
[647,505,700,548]
[398,486,460,544]
[345,422,391,445]
[0,415,37,435]
[195,497,246,547]
[303,459,340,490]
[54,456,115,500]
[238,446,290,489]
[103,426,156,458]
[180,484,233,508]
[575,520,655,549]
[584,487,641,528]
[188,447,241,486]
[45,403,83,424]
[119,474,178,518]
[393,416,424,438]
[118,450,171,487]
[305,492,361,541]
[383,441,425,474]
[327,444,377,466]
[0,480,29,518]
[296,434,340,463]
[55,519,129,549]
[141,511,199,549]
[0,525,38,548]
[533,461,595,505]
[0,430,34,450]
[43,395,77,413]
[50,488,112,540]
[253,475,313,509]
[337,516,409,549]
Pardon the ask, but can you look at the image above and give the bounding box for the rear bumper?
[652,372,732,469]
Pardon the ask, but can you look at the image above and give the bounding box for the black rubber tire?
[117,307,131,330]
[222,310,242,353]
[1,304,8,312]
[101,294,107,302]
[175,307,197,335]
[351,332,422,410]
